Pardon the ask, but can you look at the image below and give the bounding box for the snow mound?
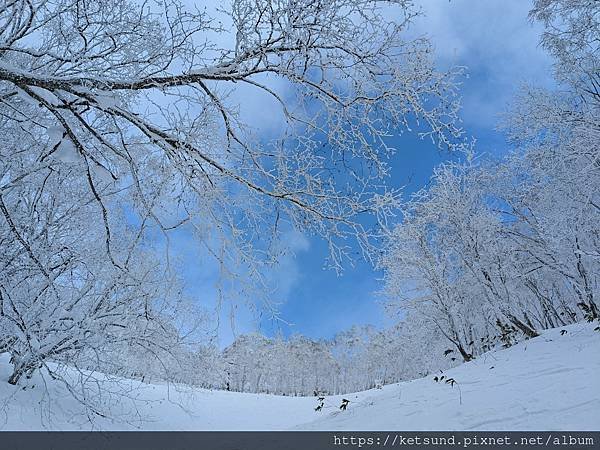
[0,323,597,430]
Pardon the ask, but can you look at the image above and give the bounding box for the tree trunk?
[456,343,473,362]
[509,315,539,338]
[8,363,26,385]
[7,358,38,385]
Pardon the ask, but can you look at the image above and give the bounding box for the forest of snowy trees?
[0,0,597,414]
[381,0,599,365]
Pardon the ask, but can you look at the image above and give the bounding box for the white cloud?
[267,229,310,299]
[165,222,310,346]
[182,0,292,134]
[411,0,555,128]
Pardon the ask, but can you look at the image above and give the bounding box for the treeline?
[219,327,438,395]
[80,323,452,396]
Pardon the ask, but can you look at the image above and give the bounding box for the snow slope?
[0,323,598,430]
[299,323,600,431]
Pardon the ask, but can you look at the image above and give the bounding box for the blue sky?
[176,0,557,346]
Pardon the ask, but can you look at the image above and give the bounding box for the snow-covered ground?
[0,323,598,430]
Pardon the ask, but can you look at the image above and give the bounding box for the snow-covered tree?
[381,0,599,365]
[0,0,466,402]
[529,0,599,101]
[0,0,466,404]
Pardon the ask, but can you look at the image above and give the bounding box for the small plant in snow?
[578,303,598,323]
[496,320,518,349]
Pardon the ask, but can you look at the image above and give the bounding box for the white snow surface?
[0,323,598,430]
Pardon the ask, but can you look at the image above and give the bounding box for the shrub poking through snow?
[315,397,325,412]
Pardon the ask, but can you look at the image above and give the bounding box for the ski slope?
[0,323,598,430]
